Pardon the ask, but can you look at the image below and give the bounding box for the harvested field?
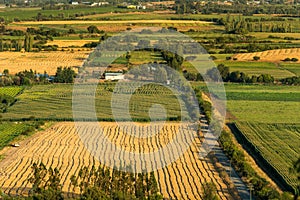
[0,122,233,200]
[0,51,91,75]
[233,48,300,63]
[46,40,98,48]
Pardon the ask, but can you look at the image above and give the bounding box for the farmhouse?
[104,72,124,80]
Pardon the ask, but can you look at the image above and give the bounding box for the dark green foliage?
[0,94,16,113]
[161,50,183,71]
[202,182,219,200]
[54,67,76,83]
[87,25,103,34]
[28,163,63,200]
[24,33,33,52]
[253,56,260,61]
[206,64,274,84]
[70,165,163,200]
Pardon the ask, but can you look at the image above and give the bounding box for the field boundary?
[227,122,295,193]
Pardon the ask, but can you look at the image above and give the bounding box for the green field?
[0,86,24,97]
[0,6,129,21]
[225,84,300,123]
[2,83,186,121]
[233,121,300,192]
[280,63,300,76]
[215,61,295,79]
[224,83,300,193]
[0,122,32,150]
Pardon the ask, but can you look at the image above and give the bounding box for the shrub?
[284,58,291,61]
[291,58,298,62]
[253,56,260,61]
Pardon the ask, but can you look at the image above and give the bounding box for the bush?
[291,58,298,62]
[284,58,291,61]
[253,56,260,61]
[226,56,232,60]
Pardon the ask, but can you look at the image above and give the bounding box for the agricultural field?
[0,51,91,75]
[233,48,300,63]
[0,122,233,200]
[233,122,300,192]
[0,3,300,199]
[280,63,300,76]
[214,61,295,79]
[225,84,300,123]
[0,86,24,97]
[2,83,185,121]
[224,83,300,193]
[0,122,32,150]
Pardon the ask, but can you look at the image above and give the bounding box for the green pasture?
[225,84,300,123]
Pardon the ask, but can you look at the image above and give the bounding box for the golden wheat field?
[0,51,91,75]
[46,40,98,48]
[0,122,233,200]
[233,48,300,62]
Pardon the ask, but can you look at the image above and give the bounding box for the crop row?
[234,121,300,192]
[0,87,24,98]
[0,122,232,199]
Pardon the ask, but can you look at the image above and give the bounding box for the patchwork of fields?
[225,84,300,193]
[233,122,300,192]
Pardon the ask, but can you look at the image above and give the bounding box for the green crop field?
[225,84,300,123]
[2,83,187,121]
[215,61,295,79]
[280,63,300,76]
[0,6,128,21]
[234,121,300,192]
[224,83,300,193]
[0,122,31,150]
[0,86,24,97]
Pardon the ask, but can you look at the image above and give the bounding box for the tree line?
[0,67,76,87]
[221,15,295,34]
[207,64,275,84]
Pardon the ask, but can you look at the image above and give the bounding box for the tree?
[87,25,100,34]
[24,33,33,52]
[253,56,260,61]
[202,182,219,200]
[3,69,9,76]
[54,67,76,83]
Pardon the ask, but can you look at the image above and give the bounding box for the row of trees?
[0,67,76,87]
[207,64,275,83]
[3,162,163,200]
[222,15,294,34]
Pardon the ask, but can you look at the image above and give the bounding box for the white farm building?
[105,72,124,81]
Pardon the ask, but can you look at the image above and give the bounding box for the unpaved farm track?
[0,122,233,200]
